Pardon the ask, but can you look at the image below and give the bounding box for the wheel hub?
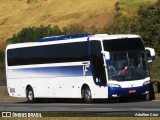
[28,90,33,100]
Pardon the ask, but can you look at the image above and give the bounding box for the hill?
[0,0,117,41]
[0,0,157,41]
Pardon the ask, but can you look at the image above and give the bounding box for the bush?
[7,25,65,43]
[65,23,87,34]
[0,50,6,85]
[131,1,160,55]
[7,24,89,44]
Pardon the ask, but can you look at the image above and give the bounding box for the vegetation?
[0,51,5,85]
[7,25,65,43]
[103,0,160,79]
[133,1,160,55]
[150,57,160,79]
[104,0,160,55]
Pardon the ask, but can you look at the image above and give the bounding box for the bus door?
[90,41,107,85]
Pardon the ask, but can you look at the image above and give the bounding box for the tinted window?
[103,38,145,52]
[7,42,89,66]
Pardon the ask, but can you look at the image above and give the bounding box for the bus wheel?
[26,87,35,103]
[82,86,93,103]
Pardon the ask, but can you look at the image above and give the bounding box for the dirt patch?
[80,11,115,28]
[0,40,6,51]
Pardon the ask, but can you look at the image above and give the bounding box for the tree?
[132,1,160,55]
[7,25,65,43]
[65,23,87,34]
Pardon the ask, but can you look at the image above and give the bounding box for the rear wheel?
[82,86,93,103]
[26,87,35,103]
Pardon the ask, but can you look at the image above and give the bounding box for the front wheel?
[26,87,35,103]
[82,86,93,103]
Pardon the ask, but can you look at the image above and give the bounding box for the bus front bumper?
[108,84,150,98]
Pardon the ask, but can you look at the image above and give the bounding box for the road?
[0,99,160,116]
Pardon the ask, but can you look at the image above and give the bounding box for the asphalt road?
[0,99,160,116]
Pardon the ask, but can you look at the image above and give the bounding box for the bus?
[5,34,155,103]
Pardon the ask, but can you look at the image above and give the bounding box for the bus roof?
[38,34,141,42]
[6,34,141,49]
[90,34,141,40]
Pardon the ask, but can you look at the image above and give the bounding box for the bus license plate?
[129,90,136,93]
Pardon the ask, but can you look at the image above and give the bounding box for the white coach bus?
[5,34,155,103]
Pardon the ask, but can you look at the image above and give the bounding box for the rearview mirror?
[101,51,110,64]
[145,47,155,62]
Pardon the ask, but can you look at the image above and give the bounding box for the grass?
[0,0,158,47]
[0,0,157,41]
[0,0,117,40]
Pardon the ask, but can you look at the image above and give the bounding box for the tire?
[82,86,93,103]
[26,87,35,103]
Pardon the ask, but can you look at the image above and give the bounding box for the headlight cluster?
[108,84,121,88]
[143,80,150,85]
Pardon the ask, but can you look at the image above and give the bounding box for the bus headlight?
[108,84,121,88]
[143,80,150,85]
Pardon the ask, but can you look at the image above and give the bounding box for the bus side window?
[7,48,31,66]
[90,41,106,84]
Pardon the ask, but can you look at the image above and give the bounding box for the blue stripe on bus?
[11,65,92,77]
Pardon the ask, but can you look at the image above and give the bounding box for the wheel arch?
[81,83,93,103]
[26,85,33,94]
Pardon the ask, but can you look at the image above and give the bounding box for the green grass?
[119,0,157,14]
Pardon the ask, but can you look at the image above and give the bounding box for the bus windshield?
[108,51,149,81]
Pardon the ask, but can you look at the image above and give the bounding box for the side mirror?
[101,51,110,64]
[145,47,155,62]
